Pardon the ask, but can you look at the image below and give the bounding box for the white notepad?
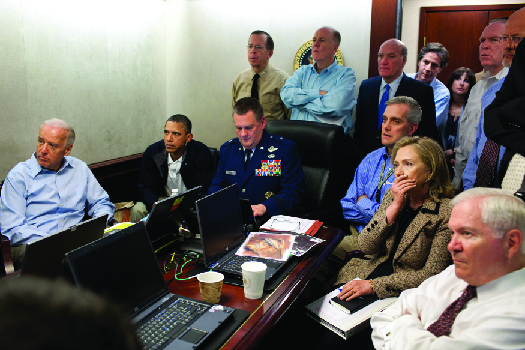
[305,287,397,339]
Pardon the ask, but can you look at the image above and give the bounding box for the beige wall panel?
[0,0,166,179]
[166,0,373,148]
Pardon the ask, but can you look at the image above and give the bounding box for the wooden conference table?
[163,225,343,350]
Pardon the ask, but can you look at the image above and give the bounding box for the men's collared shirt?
[341,147,394,232]
[165,150,187,196]
[371,265,525,350]
[462,77,507,190]
[281,60,357,133]
[0,154,114,245]
[379,74,403,104]
[453,67,509,189]
[232,64,290,121]
[407,73,450,128]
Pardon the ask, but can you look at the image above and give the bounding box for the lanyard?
[376,157,394,203]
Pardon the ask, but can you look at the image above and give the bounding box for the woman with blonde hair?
[336,136,454,300]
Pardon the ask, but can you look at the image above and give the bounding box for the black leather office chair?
[1,235,14,277]
[208,147,220,171]
[265,120,354,227]
[0,180,15,276]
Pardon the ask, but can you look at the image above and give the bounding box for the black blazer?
[485,40,525,156]
[137,139,216,211]
[353,73,439,161]
[484,40,525,186]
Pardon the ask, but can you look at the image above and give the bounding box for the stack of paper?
[260,215,322,236]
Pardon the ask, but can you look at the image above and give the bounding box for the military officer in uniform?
[209,97,304,217]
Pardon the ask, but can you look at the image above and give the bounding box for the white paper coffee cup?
[197,271,224,304]
[241,261,267,299]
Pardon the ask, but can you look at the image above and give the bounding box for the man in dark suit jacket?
[131,114,216,221]
[485,14,525,191]
[354,39,439,161]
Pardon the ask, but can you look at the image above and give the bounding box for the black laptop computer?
[21,214,108,280]
[145,186,201,251]
[66,222,241,350]
[195,184,288,281]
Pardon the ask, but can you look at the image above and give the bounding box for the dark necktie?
[427,285,476,337]
[244,149,252,172]
[475,139,500,187]
[376,155,394,203]
[251,73,260,100]
[378,84,390,129]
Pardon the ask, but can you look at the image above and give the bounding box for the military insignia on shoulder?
[265,191,274,199]
[268,146,278,152]
[255,160,281,177]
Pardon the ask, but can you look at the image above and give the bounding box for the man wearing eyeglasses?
[462,10,525,191]
[452,18,508,191]
[232,31,290,121]
[483,8,525,193]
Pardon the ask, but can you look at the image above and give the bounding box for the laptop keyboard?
[215,255,282,274]
[137,298,209,350]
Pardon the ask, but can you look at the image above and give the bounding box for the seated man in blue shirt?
[335,96,421,256]
[209,97,304,218]
[0,119,115,269]
[280,26,356,134]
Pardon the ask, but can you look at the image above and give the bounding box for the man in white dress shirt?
[371,187,525,350]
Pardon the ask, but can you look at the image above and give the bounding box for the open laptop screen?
[196,184,245,266]
[22,214,108,280]
[145,186,201,247]
[67,223,167,315]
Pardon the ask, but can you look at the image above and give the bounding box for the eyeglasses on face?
[500,35,524,45]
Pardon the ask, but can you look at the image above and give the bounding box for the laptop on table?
[193,184,289,283]
[66,222,245,350]
[145,186,201,251]
[21,214,108,280]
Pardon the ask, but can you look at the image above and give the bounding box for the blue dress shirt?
[280,60,356,134]
[340,147,394,232]
[0,154,115,245]
[408,74,450,129]
[463,78,507,191]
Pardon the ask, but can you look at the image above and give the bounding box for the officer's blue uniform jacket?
[208,131,304,217]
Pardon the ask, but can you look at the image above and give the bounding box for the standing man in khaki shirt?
[232,30,290,121]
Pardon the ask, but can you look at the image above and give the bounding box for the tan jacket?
[336,190,452,298]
